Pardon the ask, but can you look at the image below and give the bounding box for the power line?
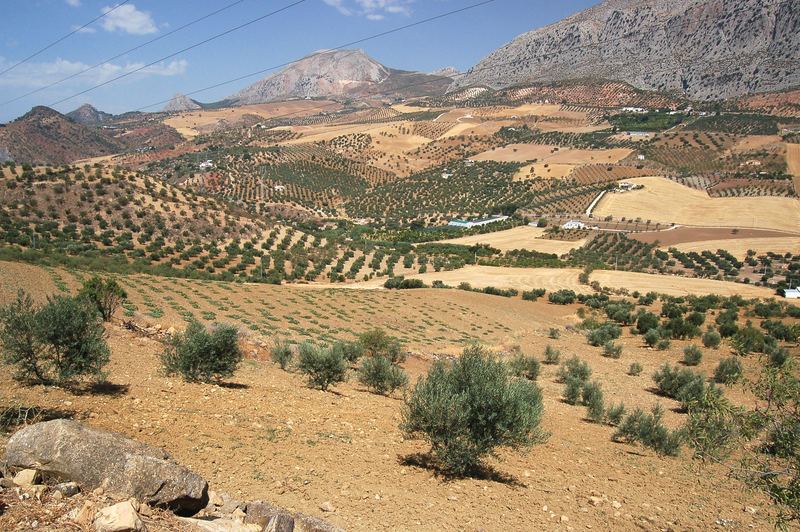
[0,1,131,78]
[1,0,250,107]
[131,0,500,112]
[48,0,309,108]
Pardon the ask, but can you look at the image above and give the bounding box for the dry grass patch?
[592,176,800,232]
[440,226,586,255]
[589,270,775,298]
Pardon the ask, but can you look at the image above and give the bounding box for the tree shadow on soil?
[398,452,527,488]
[214,382,249,390]
[70,382,130,397]
[1,405,77,431]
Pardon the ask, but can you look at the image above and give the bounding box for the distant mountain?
[229,49,451,104]
[0,106,123,164]
[452,0,800,100]
[430,67,462,79]
[66,103,114,125]
[163,93,202,112]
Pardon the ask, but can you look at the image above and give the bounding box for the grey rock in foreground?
[5,419,208,515]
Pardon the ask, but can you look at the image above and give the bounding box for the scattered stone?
[54,482,81,497]
[294,513,345,532]
[69,501,98,526]
[319,501,335,513]
[588,496,603,507]
[31,484,47,500]
[611,501,622,509]
[6,420,208,515]
[244,500,283,527]
[207,490,225,508]
[264,513,295,532]
[178,517,261,532]
[0,478,16,489]
[94,501,146,532]
[13,469,40,488]
[560,515,569,523]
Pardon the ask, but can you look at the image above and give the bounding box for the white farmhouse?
[784,288,800,299]
[561,220,587,230]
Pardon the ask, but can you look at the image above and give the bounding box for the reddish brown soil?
[632,227,792,247]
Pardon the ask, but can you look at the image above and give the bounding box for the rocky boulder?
[5,419,208,515]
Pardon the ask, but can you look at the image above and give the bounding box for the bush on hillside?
[331,339,365,364]
[0,291,109,386]
[587,323,621,347]
[713,356,743,385]
[297,342,347,391]
[270,339,294,370]
[543,345,561,364]
[702,329,722,349]
[78,276,127,322]
[628,362,643,376]
[508,353,540,381]
[522,288,546,301]
[161,321,241,382]
[359,328,405,364]
[401,345,545,475]
[613,404,683,456]
[358,355,408,395]
[582,381,605,423]
[643,328,661,348]
[683,345,703,366]
[602,341,623,359]
[548,289,577,305]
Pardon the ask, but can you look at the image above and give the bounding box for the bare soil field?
[589,270,775,298]
[473,144,631,165]
[0,260,781,530]
[632,226,796,246]
[514,163,575,180]
[440,226,587,254]
[592,176,800,232]
[729,135,783,153]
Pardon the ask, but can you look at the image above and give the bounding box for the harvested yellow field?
[349,266,591,292]
[440,226,586,254]
[787,143,800,196]
[515,163,575,180]
[589,270,775,298]
[593,176,800,232]
[164,101,338,138]
[730,135,783,153]
[666,237,800,259]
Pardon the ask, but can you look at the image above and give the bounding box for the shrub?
[702,329,721,349]
[384,277,426,289]
[161,321,241,382]
[522,288,546,301]
[543,345,560,365]
[548,327,560,339]
[582,381,605,422]
[0,291,109,386]
[628,362,643,376]
[683,345,703,366]
[602,341,622,359]
[563,376,584,405]
[78,276,127,322]
[731,324,766,355]
[508,353,540,381]
[297,343,348,391]
[270,339,293,370]
[606,402,626,425]
[358,356,408,395]
[643,328,660,347]
[653,363,721,410]
[558,356,591,383]
[636,312,660,335]
[359,328,404,364]
[401,345,545,475]
[613,404,683,456]
[656,338,671,351]
[587,323,621,346]
[331,340,364,364]
[713,357,743,385]
[548,289,576,305]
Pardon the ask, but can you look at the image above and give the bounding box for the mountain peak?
[163,93,202,112]
[67,103,113,125]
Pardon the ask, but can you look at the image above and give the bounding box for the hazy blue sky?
[0,0,597,121]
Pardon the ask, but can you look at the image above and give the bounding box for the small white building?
[621,107,647,114]
[448,215,509,229]
[784,288,800,299]
[561,220,587,230]
[199,160,214,170]
[617,182,637,191]
[274,185,286,192]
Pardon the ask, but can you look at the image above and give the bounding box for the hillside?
[452,0,800,100]
[0,107,124,165]
[162,92,203,112]
[66,104,114,125]
[229,49,451,104]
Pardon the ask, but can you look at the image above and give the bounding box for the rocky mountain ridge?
[451,0,800,100]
